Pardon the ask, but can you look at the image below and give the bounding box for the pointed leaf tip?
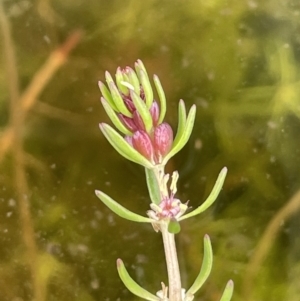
[95,189,153,223]
[117,259,159,301]
[219,280,234,301]
[179,167,227,221]
[186,234,213,295]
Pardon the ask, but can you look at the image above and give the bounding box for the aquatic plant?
[96,60,233,301]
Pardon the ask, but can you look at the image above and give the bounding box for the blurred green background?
[1,0,300,300]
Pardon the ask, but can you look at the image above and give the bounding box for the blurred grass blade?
[130,90,153,133]
[101,98,132,135]
[186,235,213,295]
[117,259,159,301]
[153,75,166,124]
[145,168,161,205]
[100,123,153,168]
[163,104,196,164]
[179,167,227,221]
[95,190,153,223]
[219,280,234,301]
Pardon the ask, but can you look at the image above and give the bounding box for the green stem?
[160,221,182,301]
[152,165,182,300]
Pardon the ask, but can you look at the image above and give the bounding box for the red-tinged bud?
[132,131,154,161]
[123,96,135,113]
[153,123,173,160]
[118,114,138,132]
[140,86,145,101]
[124,135,133,145]
[133,110,146,131]
[149,101,160,127]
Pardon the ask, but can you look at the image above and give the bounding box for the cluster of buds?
[98,60,196,168]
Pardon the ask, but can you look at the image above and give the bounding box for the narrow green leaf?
[162,104,196,164]
[100,123,153,168]
[116,67,129,95]
[145,168,161,205]
[168,218,181,234]
[135,59,149,80]
[186,235,213,295]
[130,90,153,133]
[117,259,159,301]
[95,190,153,223]
[98,81,118,111]
[219,280,234,301]
[108,81,132,117]
[105,71,131,117]
[153,75,166,124]
[126,67,140,96]
[172,99,187,147]
[139,70,153,109]
[101,98,132,135]
[179,167,227,221]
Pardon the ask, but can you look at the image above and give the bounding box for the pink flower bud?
[123,96,135,113]
[118,114,138,132]
[124,135,133,145]
[133,110,146,131]
[132,131,154,161]
[153,123,173,160]
[149,101,160,127]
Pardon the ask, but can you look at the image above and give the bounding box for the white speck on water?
[61,214,66,219]
[8,199,16,207]
[105,181,111,186]
[95,210,103,220]
[90,219,98,229]
[283,43,290,49]
[107,214,115,226]
[207,71,215,81]
[270,156,276,163]
[86,107,93,112]
[195,97,209,108]
[6,212,13,218]
[182,57,190,68]
[247,1,258,9]
[90,278,99,289]
[194,138,202,150]
[86,180,93,185]
[160,45,169,52]
[267,121,278,129]
[43,35,51,44]
[50,164,56,169]
[3,229,8,233]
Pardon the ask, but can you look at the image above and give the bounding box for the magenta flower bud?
[149,101,160,127]
[133,110,146,131]
[132,131,154,161]
[124,135,133,145]
[123,96,135,113]
[153,123,173,160]
[118,114,138,132]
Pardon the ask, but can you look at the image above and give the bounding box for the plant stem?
[160,221,182,301]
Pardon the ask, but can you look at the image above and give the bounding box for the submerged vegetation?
[0,1,300,301]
